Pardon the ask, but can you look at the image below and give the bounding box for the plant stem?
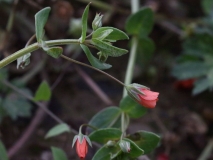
[122,0,140,97]
[0,39,80,69]
[198,138,213,160]
[121,0,140,136]
[60,54,125,86]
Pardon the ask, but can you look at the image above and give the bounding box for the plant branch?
[0,39,80,69]
[60,54,125,86]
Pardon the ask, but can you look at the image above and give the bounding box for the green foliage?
[45,123,71,139]
[172,32,213,94]
[34,81,51,101]
[127,131,160,154]
[89,128,122,144]
[92,27,129,41]
[92,138,144,160]
[0,139,8,160]
[88,107,122,130]
[119,96,147,118]
[2,93,32,120]
[91,39,128,57]
[80,44,112,70]
[51,147,68,160]
[92,144,119,160]
[125,7,154,36]
[46,47,63,59]
[137,36,155,65]
[80,4,90,43]
[201,0,213,15]
[35,7,51,43]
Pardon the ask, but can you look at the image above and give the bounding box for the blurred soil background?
[0,0,213,160]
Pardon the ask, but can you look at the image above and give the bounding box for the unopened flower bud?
[125,83,159,108]
[72,134,92,159]
[119,140,131,153]
[92,13,103,30]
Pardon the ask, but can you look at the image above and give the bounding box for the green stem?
[61,54,125,86]
[0,39,80,69]
[122,36,138,97]
[121,0,140,135]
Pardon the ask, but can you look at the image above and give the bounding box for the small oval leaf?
[127,130,160,154]
[51,147,68,160]
[89,128,122,144]
[92,39,128,57]
[45,123,71,139]
[93,27,129,41]
[34,81,51,102]
[80,4,90,43]
[125,7,154,36]
[119,96,147,118]
[35,7,51,42]
[88,107,122,131]
[80,44,111,70]
[46,47,63,58]
[0,139,9,160]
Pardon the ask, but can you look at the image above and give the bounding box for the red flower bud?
[72,134,92,160]
[76,137,88,160]
[126,83,159,108]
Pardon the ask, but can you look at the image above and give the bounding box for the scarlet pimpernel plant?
[0,2,160,160]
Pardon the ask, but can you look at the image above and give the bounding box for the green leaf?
[92,39,128,57]
[89,128,122,144]
[172,62,209,80]
[119,96,147,118]
[46,47,63,58]
[193,78,210,95]
[3,93,32,120]
[45,123,71,139]
[0,139,8,160]
[88,107,122,131]
[51,147,68,160]
[80,44,112,70]
[93,29,113,41]
[92,145,120,160]
[80,4,90,43]
[201,0,213,15]
[35,7,51,42]
[183,34,213,57]
[34,81,51,101]
[125,7,154,36]
[17,52,31,69]
[137,36,155,65]
[127,131,160,154]
[0,68,8,80]
[121,138,144,158]
[92,27,129,41]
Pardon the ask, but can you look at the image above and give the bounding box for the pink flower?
[138,88,159,108]
[76,137,88,160]
[72,134,92,160]
[126,83,159,108]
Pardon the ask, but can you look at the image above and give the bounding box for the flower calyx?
[119,139,131,153]
[92,13,103,31]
